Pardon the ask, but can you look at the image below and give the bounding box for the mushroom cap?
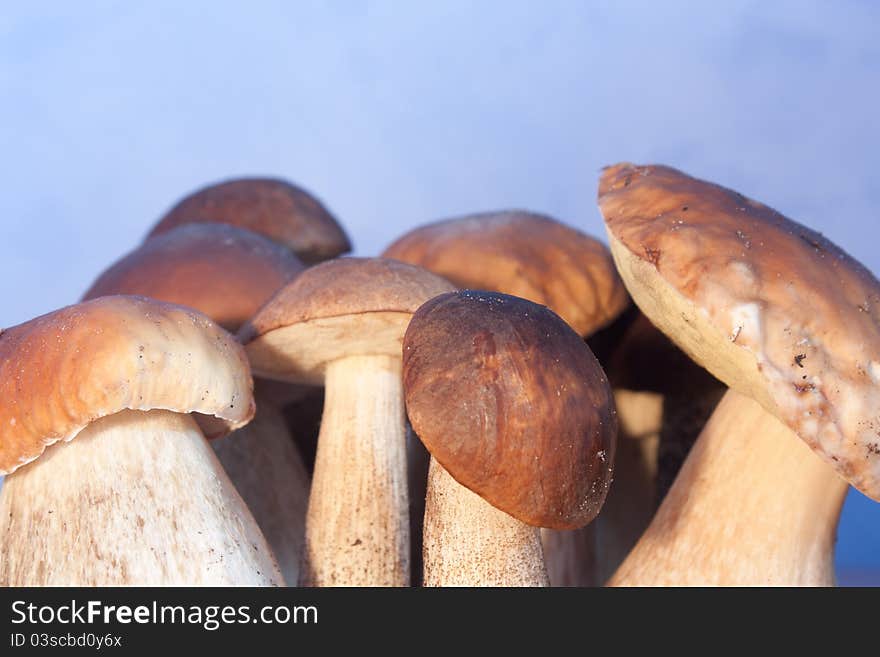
[240,257,456,384]
[83,223,305,332]
[149,178,351,264]
[599,162,880,499]
[383,210,630,336]
[0,295,255,475]
[402,290,617,529]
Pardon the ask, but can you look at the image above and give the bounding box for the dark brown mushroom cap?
[83,223,305,332]
[240,258,456,384]
[149,178,351,264]
[599,162,880,499]
[0,296,255,475]
[402,290,617,529]
[383,210,630,336]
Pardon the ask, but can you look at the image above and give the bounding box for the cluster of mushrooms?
[1,163,878,587]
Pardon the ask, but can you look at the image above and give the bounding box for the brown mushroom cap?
[83,223,305,332]
[383,210,630,336]
[240,257,456,384]
[149,178,351,264]
[599,162,880,499]
[0,295,255,475]
[402,290,617,529]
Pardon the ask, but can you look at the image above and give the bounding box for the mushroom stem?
[423,459,549,587]
[301,354,409,586]
[609,389,848,586]
[212,394,310,586]
[0,409,282,586]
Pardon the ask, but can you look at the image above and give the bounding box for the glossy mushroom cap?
[383,211,629,336]
[599,162,880,499]
[149,178,351,264]
[83,223,305,331]
[240,257,456,384]
[0,295,255,475]
[402,290,617,529]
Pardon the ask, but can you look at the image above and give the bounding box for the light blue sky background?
[1,2,878,579]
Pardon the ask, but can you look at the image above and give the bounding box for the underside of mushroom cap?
[402,290,617,529]
[383,210,630,336]
[83,223,305,331]
[0,295,255,475]
[599,162,880,499]
[149,177,351,264]
[240,257,456,384]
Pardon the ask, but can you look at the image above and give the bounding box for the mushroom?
[384,210,631,586]
[149,177,351,264]
[82,222,310,585]
[402,290,617,586]
[239,257,455,586]
[599,163,880,585]
[0,295,282,585]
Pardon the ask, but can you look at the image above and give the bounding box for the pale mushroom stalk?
[212,393,310,585]
[424,459,548,586]
[302,354,408,586]
[610,390,847,586]
[1,410,281,586]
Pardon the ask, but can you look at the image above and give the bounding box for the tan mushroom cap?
[383,210,630,336]
[83,223,305,332]
[149,178,351,264]
[240,257,456,384]
[403,290,617,529]
[0,295,255,475]
[599,162,880,500]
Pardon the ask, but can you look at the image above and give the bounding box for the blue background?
[1,2,878,582]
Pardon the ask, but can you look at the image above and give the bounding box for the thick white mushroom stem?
[0,409,282,586]
[300,354,409,586]
[609,389,848,586]
[423,459,549,587]
[212,394,310,586]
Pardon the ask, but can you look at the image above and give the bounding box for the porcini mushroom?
[239,257,455,586]
[0,295,282,585]
[402,290,617,586]
[384,210,631,586]
[599,163,880,585]
[149,177,351,264]
[82,222,309,585]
